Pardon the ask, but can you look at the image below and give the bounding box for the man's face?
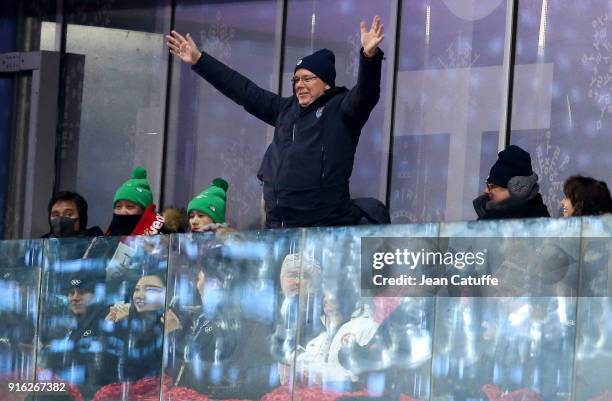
[68,288,94,315]
[294,68,330,107]
[323,290,340,319]
[485,183,511,204]
[281,268,311,297]
[50,200,81,232]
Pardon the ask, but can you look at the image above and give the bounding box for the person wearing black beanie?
[473,145,550,220]
[292,48,336,107]
[167,16,386,228]
[38,270,118,400]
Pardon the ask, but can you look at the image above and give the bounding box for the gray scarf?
[486,173,540,212]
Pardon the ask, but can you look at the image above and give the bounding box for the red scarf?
[131,204,165,235]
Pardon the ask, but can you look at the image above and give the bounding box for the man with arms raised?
[167,16,385,228]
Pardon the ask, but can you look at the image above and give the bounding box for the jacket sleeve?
[191,52,289,127]
[340,48,384,130]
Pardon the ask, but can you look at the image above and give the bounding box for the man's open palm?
[166,30,202,65]
[360,16,384,57]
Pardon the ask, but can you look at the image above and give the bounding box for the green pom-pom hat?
[187,178,229,224]
[113,166,154,210]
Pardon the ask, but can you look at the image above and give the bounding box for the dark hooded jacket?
[106,306,165,382]
[473,174,550,220]
[41,226,103,239]
[39,303,118,399]
[191,49,384,228]
[166,308,274,400]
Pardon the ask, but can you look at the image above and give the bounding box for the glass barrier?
[2,216,612,400]
[574,215,612,401]
[162,229,305,401]
[291,224,439,401]
[433,218,581,401]
[0,240,42,400]
[38,235,169,401]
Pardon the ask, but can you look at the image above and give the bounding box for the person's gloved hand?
[473,194,489,218]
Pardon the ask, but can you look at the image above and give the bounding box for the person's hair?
[136,272,167,287]
[48,191,89,229]
[195,246,239,284]
[563,175,612,216]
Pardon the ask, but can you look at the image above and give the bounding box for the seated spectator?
[473,145,549,220]
[272,252,323,385]
[42,191,102,238]
[40,272,117,400]
[187,178,229,233]
[561,175,612,217]
[167,259,239,392]
[167,248,274,400]
[106,166,165,236]
[295,287,377,387]
[105,273,177,381]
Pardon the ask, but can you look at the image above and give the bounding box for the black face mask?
[50,216,79,237]
[107,214,142,236]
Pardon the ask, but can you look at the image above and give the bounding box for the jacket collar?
[295,86,348,114]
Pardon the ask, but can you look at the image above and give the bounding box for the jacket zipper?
[277,122,297,205]
[321,145,326,180]
[274,119,298,227]
[282,123,296,227]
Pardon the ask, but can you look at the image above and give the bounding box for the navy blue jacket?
[191,48,384,228]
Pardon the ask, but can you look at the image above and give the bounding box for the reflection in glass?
[5,217,612,400]
[164,230,302,400]
[286,226,438,401]
[575,217,612,401]
[0,271,38,375]
[434,218,580,401]
[434,297,575,401]
[0,241,40,401]
[38,236,168,400]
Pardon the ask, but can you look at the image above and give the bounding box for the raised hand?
[360,15,384,58]
[105,302,130,322]
[166,30,202,65]
[161,309,182,334]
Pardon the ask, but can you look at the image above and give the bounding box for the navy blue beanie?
[488,145,533,188]
[63,270,103,294]
[294,48,336,87]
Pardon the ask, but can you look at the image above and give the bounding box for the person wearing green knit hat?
[187,178,229,232]
[113,166,153,212]
[107,166,156,236]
